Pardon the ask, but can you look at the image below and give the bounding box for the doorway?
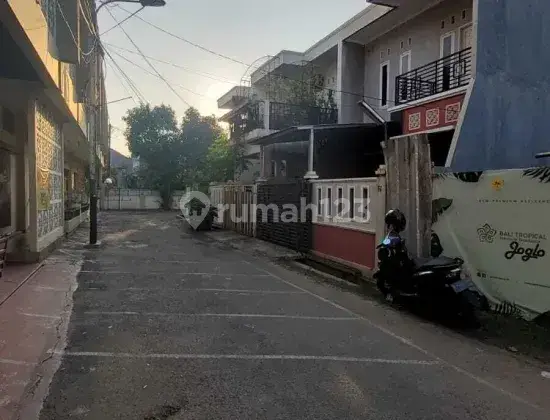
[440,32,456,92]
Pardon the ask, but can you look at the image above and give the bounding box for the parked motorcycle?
[373,209,483,325]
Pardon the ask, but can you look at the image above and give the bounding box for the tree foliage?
[123,104,239,208]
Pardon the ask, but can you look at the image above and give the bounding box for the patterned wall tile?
[408,112,421,131]
[445,102,461,123]
[35,101,63,238]
[426,108,440,127]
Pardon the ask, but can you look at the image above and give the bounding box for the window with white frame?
[400,51,411,75]
[399,52,411,102]
[380,62,389,108]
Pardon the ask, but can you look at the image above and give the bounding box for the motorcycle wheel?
[376,278,395,303]
[457,297,480,328]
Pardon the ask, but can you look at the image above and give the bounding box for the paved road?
[38,213,548,419]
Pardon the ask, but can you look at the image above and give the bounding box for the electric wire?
[101,6,144,36]
[103,42,238,84]
[105,7,192,108]
[113,4,463,114]
[105,47,212,99]
[115,5,255,68]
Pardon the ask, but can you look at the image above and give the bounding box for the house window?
[451,16,455,24]
[280,160,287,177]
[400,51,411,74]
[337,187,343,217]
[408,37,412,46]
[326,187,332,217]
[270,160,277,177]
[349,187,355,219]
[462,10,467,20]
[380,62,389,107]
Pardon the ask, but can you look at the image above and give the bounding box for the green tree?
[123,104,184,209]
[203,134,248,183]
[123,104,230,208]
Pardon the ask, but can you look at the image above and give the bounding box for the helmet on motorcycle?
[384,209,406,232]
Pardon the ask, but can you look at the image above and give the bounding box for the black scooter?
[373,214,483,325]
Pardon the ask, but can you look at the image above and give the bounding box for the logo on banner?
[504,241,546,262]
[477,223,497,243]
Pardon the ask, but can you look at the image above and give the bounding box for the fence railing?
[269,102,338,131]
[229,101,265,141]
[395,48,472,105]
[210,184,256,237]
[310,178,378,231]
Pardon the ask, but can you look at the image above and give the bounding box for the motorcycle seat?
[413,256,459,270]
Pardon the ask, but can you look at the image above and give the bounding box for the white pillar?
[256,145,266,181]
[304,128,318,179]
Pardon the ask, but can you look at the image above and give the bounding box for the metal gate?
[221,184,256,237]
[256,180,312,252]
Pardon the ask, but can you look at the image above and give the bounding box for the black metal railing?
[395,48,472,106]
[269,102,338,131]
[229,101,265,141]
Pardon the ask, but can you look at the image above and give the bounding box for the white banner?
[432,168,550,320]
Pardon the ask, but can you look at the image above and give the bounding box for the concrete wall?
[362,0,473,120]
[313,224,376,271]
[450,0,550,171]
[104,189,187,211]
[338,42,365,124]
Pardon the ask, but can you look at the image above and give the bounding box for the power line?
[115,5,255,68]
[103,46,148,103]
[105,46,212,99]
[104,60,139,106]
[103,42,237,84]
[105,7,192,108]
[101,6,144,36]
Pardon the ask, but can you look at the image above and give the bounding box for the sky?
[99,0,368,156]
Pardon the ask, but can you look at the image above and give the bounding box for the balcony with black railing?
[395,48,472,106]
[269,102,338,131]
[229,101,265,141]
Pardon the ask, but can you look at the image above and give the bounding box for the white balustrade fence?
[310,178,381,232]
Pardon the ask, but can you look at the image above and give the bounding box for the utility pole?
[89,51,100,245]
[86,0,166,246]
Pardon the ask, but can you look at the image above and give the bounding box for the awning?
[249,122,400,146]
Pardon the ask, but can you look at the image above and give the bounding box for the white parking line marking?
[19,313,62,319]
[87,288,305,294]
[52,351,439,365]
[244,259,544,411]
[47,259,250,264]
[75,271,270,276]
[83,311,359,321]
[0,359,35,366]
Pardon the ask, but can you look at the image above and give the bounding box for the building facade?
[218,0,550,181]
[0,0,109,261]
